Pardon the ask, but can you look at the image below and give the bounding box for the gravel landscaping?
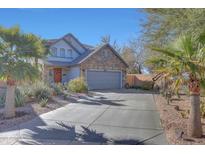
[0,96,69,131]
[154,94,205,144]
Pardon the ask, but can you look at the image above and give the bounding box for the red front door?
[54,68,62,83]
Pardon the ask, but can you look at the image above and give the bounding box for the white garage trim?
[85,69,123,90]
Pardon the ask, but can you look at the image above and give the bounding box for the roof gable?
[49,38,81,55]
[45,33,89,55]
[62,33,87,54]
[79,44,129,67]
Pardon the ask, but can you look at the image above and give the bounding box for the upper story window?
[67,49,73,58]
[60,48,66,57]
[51,47,57,57]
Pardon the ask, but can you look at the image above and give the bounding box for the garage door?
[86,70,121,90]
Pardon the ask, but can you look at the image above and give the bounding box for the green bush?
[67,77,88,93]
[33,82,51,100]
[52,83,65,95]
[39,98,48,107]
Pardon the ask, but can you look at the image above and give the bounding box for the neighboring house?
[43,33,128,90]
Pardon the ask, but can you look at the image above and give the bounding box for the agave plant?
[147,33,205,137]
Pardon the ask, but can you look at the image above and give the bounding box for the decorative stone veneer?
[80,46,127,87]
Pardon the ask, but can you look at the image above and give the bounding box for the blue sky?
[0,9,146,46]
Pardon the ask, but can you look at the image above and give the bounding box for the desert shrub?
[140,81,154,90]
[18,83,34,98]
[180,110,189,119]
[15,87,26,107]
[67,77,88,93]
[33,81,51,100]
[39,98,48,107]
[52,83,65,95]
[0,87,26,107]
[200,101,205,118]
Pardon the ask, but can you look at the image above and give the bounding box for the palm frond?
[176,34,195,57]
[150,46,182,60]
[0,26,45,82]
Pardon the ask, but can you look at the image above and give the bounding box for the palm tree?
[0,26,46,118]
[147,34,205,138]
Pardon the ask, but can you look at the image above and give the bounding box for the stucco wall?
[66,66,80,82]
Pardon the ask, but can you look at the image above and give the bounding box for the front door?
[54,68,62,83]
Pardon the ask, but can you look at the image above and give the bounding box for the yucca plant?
[39,98,48,108]
[0,26,46,118]
[147,33,205,138]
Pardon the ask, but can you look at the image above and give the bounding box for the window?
[60,48,66,57]
[67,49,73,58]
[51,47,57,57]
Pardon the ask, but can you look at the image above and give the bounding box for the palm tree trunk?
[188,94,202,137]
[188,74,202,138]
[4,78,16,118]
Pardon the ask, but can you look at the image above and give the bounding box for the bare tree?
[127,38,146,74]
[98,35,121,53]
[121,46,138,73]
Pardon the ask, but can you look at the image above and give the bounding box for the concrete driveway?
[0,89,167,145]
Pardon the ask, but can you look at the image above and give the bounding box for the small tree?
[147,33,205,138]
[0,26,46,118]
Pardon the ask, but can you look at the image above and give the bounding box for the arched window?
[60,48,65,57]
[51,47,57,57]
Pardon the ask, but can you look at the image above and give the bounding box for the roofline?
[45,33,89,55]
[78,43,129,67]
[62,38,82,55]
[64,33,88,52]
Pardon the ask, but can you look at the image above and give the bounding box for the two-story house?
[43,33,128,90]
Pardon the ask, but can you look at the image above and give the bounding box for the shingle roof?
[45,33,94,51]
[44,34,127,68]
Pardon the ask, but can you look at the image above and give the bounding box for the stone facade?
[80,46,127,87]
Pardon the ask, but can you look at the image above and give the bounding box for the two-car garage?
[86,70,122,90]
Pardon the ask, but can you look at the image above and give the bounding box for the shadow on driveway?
[18,121,144,145]
[68,93,126,107]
